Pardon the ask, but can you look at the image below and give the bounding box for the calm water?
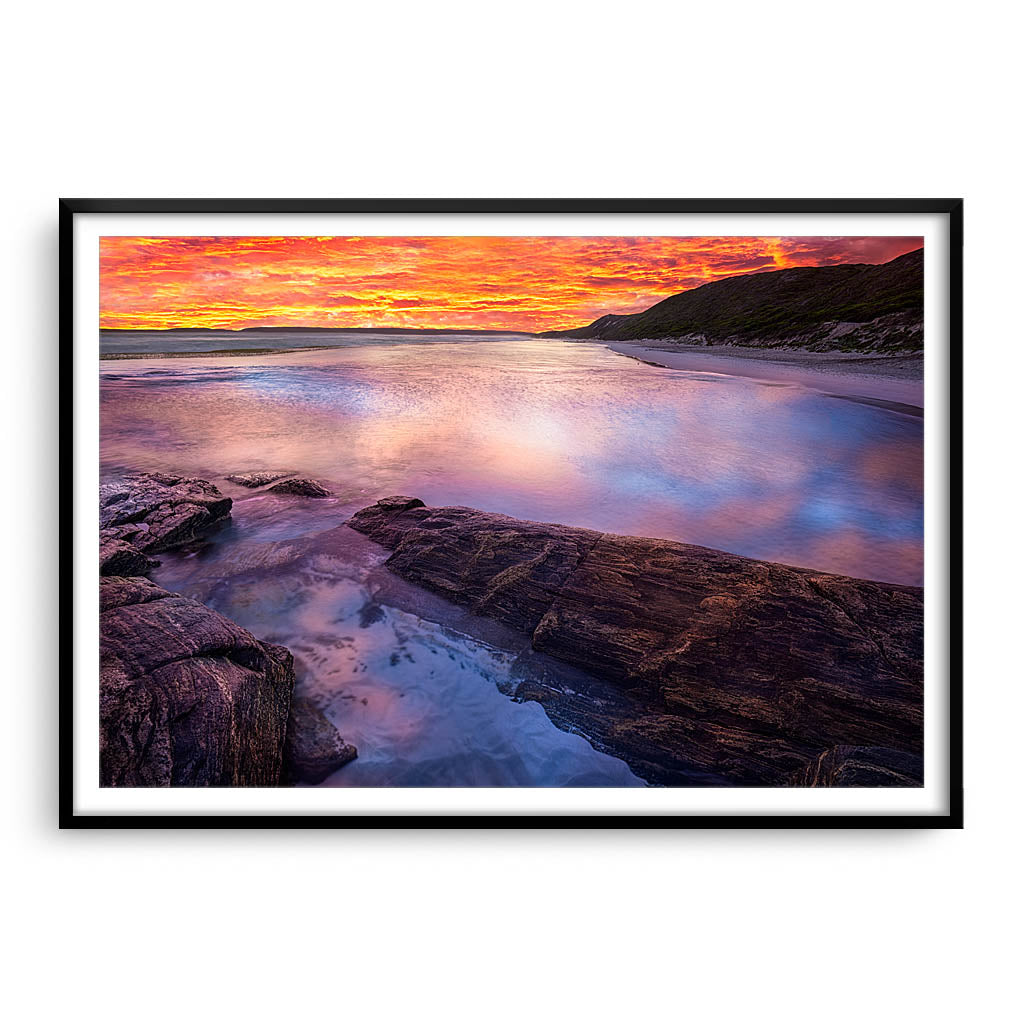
[100,333,923,786]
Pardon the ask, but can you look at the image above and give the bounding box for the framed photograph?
[61,198,962,827]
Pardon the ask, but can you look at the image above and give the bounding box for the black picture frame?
[60,197,964,829]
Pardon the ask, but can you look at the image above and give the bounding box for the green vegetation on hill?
[543,248,923,351]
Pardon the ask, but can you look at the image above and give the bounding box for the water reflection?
[152,507,644,787]
[101,337,923,584]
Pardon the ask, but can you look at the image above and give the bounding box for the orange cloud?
[99,235,923,332]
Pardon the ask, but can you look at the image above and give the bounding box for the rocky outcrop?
[100,576,295,786]
[349,497,924,787]
[224,471,331,496]
[283,697,358,784]
[99,471,232,574]
[99,535,157,577]
[268,477,331,498]
[226,471,296,488]
[98,470,355,786]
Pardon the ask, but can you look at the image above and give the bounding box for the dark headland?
[541,248,923,353]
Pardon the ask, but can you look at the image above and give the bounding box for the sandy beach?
[602,342,924,413]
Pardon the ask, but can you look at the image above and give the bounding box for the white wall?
[3,3,1015,1022]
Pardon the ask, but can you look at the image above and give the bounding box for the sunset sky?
[99,235,923,332]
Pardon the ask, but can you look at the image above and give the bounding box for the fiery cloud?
[100,235,923,332]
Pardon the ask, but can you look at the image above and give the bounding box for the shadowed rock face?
[99,536,157,577]
[283,697,358,784]
[349,497,924,787]
[100,577,295,786]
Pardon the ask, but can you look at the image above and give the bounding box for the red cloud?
[100,235,924,332]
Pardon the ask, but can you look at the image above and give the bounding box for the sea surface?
[100,331,924,786]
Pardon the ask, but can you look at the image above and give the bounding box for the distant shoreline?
[97,335,924,414]
[602,341,924,412]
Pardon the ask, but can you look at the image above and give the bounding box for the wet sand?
[602,342,923,412]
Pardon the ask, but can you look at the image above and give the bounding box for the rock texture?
[99,535,157,577]
[267,477,331,498]
[226,471,296,488]
[100,576,295,786]
[349,497,924,787]
[97,470,356,786]
[99,471,232,574]
[283,697,358,784]
[797,745,923,787]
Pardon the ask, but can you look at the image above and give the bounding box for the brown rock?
[226,471,296,488]
[283,697,357,784]
[348,497,594,633]
[267,477,331,498]
[349,498,924,787]
[100,576,294,786]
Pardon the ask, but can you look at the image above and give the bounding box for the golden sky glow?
[99,235,923,332]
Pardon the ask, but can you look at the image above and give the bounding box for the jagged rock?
[796,745,924,787]
[283,697,357,784]
[99,535,157,577]
[227,471,296,488]
[96,470,353,789]
[267,477,331,498]
[100,576,294,786]
[345,495,424,545]
[99,471,232,553]
[349,498,924,787]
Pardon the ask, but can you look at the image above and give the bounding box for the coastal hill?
[541,247,924,352]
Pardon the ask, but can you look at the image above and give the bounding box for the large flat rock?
[349,497,924,787]
[100,576,295,786]
[348,496,600,634]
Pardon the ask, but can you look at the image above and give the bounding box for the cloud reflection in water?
[101,338,923,585]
